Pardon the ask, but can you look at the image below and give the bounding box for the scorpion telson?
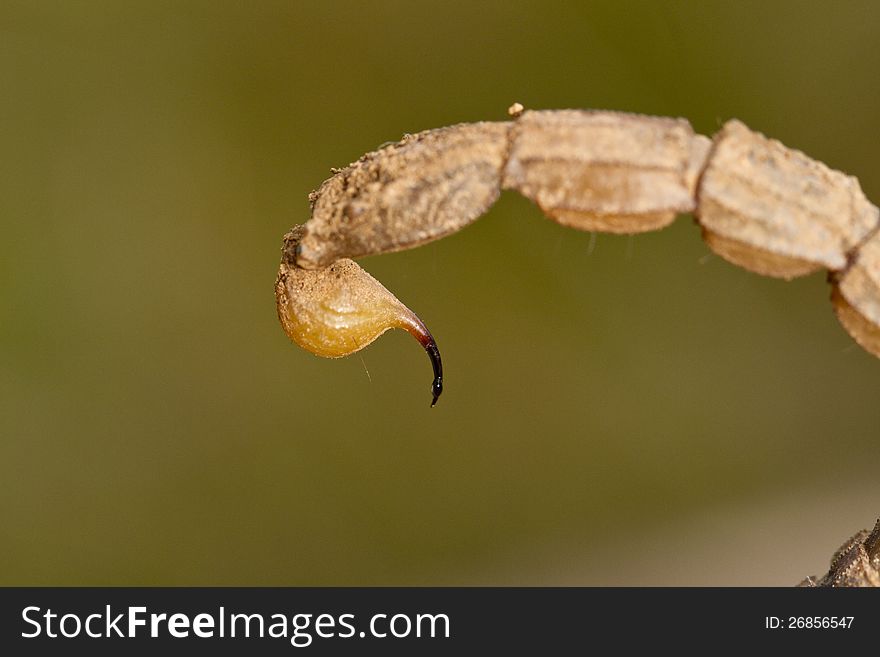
[276,226,443,406]
[277,105,880,404]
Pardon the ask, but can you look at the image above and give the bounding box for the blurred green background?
[2,1,879,585]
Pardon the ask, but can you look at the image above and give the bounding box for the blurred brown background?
[2,1,878,585]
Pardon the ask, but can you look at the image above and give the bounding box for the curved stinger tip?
[422,337,443,408]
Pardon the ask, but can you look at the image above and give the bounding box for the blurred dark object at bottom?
[800,518,880,587]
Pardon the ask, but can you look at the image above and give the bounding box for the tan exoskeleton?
[276,104,880,406]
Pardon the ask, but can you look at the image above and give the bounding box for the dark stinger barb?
[405,316,443,407]
[423,340,443,407]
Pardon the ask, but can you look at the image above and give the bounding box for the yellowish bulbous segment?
[276,257,424,358]
[276,226,443,405]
